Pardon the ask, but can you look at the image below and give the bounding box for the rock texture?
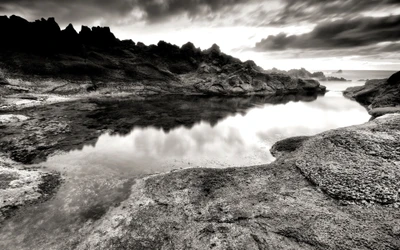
[0,154,60,224]
[344,71,400,117]
[294,114,400,204]
[71,114,400,250]
[0,15,325,97]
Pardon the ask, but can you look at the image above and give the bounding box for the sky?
[1,0,400,70]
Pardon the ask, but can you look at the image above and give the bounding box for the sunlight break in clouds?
[1,0,399,70]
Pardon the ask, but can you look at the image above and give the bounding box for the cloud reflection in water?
[46,90,370,176]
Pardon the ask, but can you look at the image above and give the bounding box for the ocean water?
[0,70,394,250]
[322,70,397,81]
[315,70,396,92]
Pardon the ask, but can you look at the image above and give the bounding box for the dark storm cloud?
[259,42,400,60]
[270,0,400,25]
[255,15,400,51]
[0,0,250,24]
[0,0,134,24]
[134,0,250,22]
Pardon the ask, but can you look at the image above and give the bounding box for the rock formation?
[344,71,400,117]
[0,15,326,96]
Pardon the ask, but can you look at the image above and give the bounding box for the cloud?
[134,0,250,23]
[269,0,400,25]
[1,0,398,28]
[0,0,251,25]
[254,15,400,51]
[256,42,400,60]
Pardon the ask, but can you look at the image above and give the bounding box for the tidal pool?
[0,82,370,249]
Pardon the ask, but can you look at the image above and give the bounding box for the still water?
[0,82,371,249]
[46,86,369,171]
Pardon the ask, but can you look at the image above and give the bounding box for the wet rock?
[0,155,61,223]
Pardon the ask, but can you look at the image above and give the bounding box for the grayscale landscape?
[0,0,399,249]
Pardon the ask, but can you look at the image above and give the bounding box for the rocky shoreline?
[0,15,326,225]
[0,93,323,225]
[1,14,400,250]
[73,114,400,250]
[72,72,400,249]
[344,71,400,117]
[0,71,398,249]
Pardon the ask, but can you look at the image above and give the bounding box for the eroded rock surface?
[294,114,400,204]
[72,114,400,250]
[0,155,60,224]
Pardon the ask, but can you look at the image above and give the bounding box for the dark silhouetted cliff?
[0,15,326,96]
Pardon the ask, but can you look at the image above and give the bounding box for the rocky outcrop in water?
[269,68,349,82]
[0,15,326,96]
[344,71,400,117]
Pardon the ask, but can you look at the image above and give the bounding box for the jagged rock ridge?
[0,15,326,96]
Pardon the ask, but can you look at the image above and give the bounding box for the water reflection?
[46,90,368,173]
[0,90,370,249]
